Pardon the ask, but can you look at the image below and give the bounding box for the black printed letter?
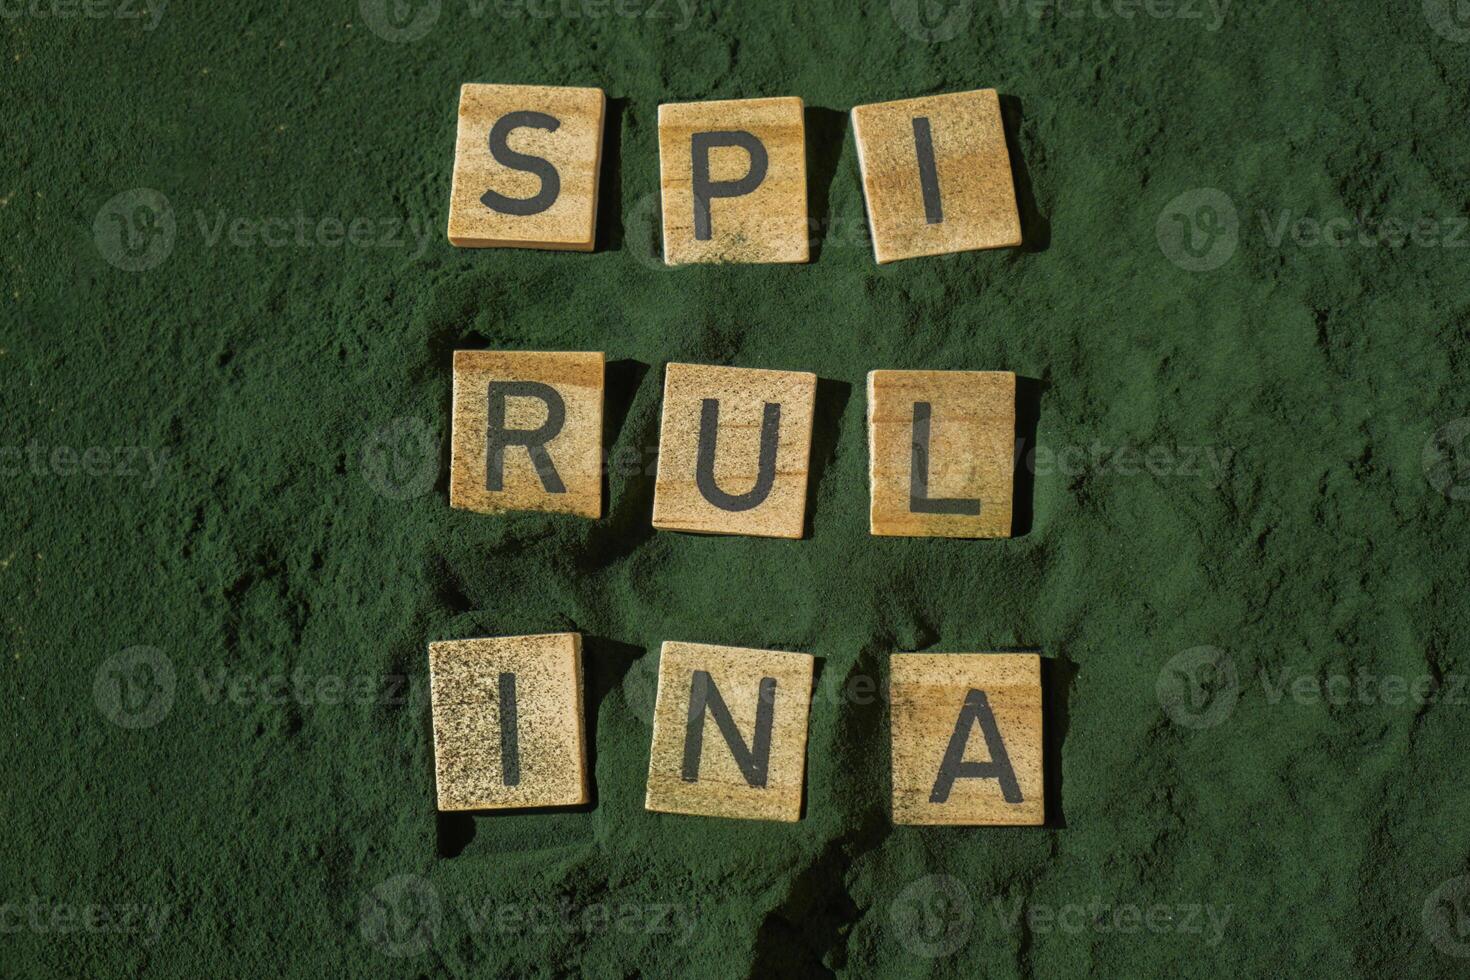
[929,689,1022,804]
[681,670,776,788]
[486,381,566,493]
[690,131,769,240]
[695,398,780,512]
[909,402,979,515]
[482,111,562,216]
[912,116,943,224]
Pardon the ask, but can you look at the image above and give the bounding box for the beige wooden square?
[450,350,603,518]
[645,641,814,822]
[851,89,1021,263]
[447,83,605,250]
[890,653,1043,826]
[658,97,809,265]
[652,363,816,538]
[868,369,1015,538]
[428,633,588,811]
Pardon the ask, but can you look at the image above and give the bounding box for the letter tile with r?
[645,641,815,822]
[450,350,604,517]
[652,362,816,538]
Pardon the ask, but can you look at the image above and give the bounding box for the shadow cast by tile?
[804,377,853,538]
[999,94,1050,253]
[1011,375,1044,538]
[804,106,849,263]
[595,96,628,252]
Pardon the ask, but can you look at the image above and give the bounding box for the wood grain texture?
[851,89,1021,263]
[867,369,1015,538]
[890,653,1043,826]
[447,83,605,250]
[645,641,814,822]
[658,97,809,264]
[450,350,603,518]
[428,633,588,811]
[652,362,816,538]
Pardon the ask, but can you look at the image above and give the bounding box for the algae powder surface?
[5,1,1470,976]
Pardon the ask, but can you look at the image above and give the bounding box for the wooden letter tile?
[429,633,588,811]
[645,641,814,822]
[652,363,816,538]
[851,89,1021,263]
[867,369,1015,538]
[890,653,1043,826]
[657,97,809,264]
[448,83,605,250]
[450,350,603,518]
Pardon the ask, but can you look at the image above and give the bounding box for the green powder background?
[6,0,1470,975]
